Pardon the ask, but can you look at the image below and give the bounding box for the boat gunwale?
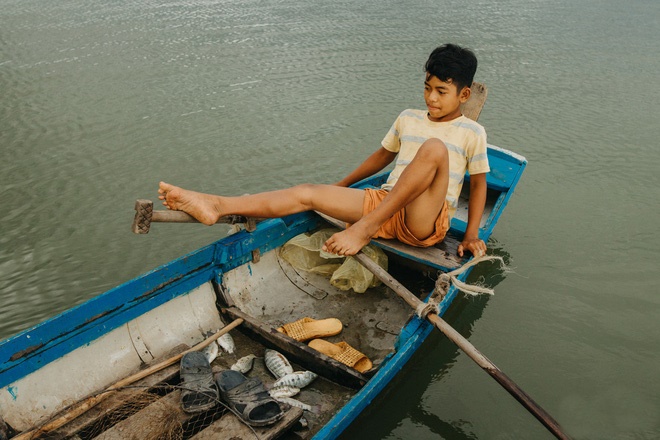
[0,215,321,389]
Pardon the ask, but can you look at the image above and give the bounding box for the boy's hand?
[457,236,487,257]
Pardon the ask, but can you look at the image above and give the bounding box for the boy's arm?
[457,172,488,257]
[334,147,397,187]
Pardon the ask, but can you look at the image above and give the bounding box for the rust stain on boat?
[132,262,212,301]
[9,343,44,361]
[135,275,185,301]
[83,309,117,325]
[68,305,123,333]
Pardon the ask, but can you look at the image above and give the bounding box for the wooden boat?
[0,88,528,439]
[0,146,525,439]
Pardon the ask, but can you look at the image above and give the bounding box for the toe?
[158,182,176,194]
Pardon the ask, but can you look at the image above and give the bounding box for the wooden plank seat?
[315,211,466,271]
[371,233,466,270]
[461,81,487,122]
[189,407,304,440]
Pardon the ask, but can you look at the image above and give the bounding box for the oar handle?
[132,199,258,234]
[353,251,572,440]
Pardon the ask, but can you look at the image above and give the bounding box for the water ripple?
[2,0,660,437]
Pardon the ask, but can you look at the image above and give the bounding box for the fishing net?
[18,333,311,440]
[23,383,294,440]
[21,385,205,439]
[280,228,388,293]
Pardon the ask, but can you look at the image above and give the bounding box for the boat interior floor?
[220,247,429,372]
[207,328,354,439]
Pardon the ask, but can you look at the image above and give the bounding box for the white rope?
[440,255,505,296]
[415,302,439,319]
[416,255,506,319]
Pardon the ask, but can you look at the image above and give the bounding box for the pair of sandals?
[180,352,283,426]
[277,317,373,373]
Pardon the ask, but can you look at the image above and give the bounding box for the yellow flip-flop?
[308,339,373,373]
[277,317,343,342]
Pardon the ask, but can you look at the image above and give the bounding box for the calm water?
[1,0,659,438]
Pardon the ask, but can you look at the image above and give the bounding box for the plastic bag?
[280,228,388,293]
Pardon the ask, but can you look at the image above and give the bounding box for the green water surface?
[1,0,659,438]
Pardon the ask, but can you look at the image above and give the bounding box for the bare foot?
[322,223,374,256]
[157,182,223,226]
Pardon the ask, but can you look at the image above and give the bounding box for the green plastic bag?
[280,228,388,293]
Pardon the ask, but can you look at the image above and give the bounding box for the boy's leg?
[158,182,366,226]
[323,138,448,255]
[390,138,449,239]
[159,138,448,256]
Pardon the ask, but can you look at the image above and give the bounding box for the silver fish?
[201,341,218,364]
[273,396,321,414]
[217,333,235,354]
[230,354,256,374]
[268,385,300,399]
[264,349,293,379]
[273,371,317,389]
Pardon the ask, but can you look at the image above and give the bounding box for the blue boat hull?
[0,145,527,439]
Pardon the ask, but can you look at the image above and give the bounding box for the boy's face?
[424,74,471,122]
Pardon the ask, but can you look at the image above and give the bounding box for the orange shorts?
[362,188,449,247]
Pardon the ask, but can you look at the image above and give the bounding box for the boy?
[159,44,489,258]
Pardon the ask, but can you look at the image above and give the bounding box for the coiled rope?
[416,255,506,319]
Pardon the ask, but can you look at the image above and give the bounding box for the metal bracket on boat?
[243,217,261,263]
[212,277,235,309]
[276,252,331,300]
[245,217,257,232]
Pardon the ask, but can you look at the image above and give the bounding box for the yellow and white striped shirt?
[381,110,489,220]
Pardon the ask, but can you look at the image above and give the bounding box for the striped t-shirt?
[381,110,489,220]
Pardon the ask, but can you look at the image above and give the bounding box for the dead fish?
[230,354,256,374]
[264,349,293,379]
[273,371,317,389]
[273,396,321,414]
[268,385,300,399]
[217,333,235,354]
[201,341,218,364]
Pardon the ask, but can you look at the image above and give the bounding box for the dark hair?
[424,44,477,92]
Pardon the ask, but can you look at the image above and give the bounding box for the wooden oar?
[353,251,571,439]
